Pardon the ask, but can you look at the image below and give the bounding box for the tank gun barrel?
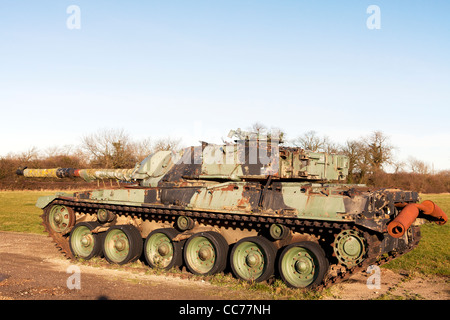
[16,167,135,182]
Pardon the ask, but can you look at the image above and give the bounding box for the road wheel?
[278,241,329,288]
[103,225,143,265]
[69,222,103,260]
[144,228,183,270]
[184,231,228,276]
[230,236,276,282]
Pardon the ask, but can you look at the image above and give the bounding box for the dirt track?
[0,231,448,300]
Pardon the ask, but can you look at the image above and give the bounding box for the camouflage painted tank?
[17,130,448,288]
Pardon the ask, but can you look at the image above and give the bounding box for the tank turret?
[16,131,447,289]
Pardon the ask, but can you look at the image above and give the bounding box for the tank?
[17,130,448,289]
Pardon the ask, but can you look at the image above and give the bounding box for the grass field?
[0,190,448,277]
[0,190,50,234]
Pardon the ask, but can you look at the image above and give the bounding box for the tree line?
[1,125,449,192]
[250,123,447,185]
[248,123,450,193]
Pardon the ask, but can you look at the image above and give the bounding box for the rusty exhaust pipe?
[417,200,448,225]
[387,200,448,238]
[387,205,420,238]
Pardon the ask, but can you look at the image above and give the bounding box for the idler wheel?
[46,205,75,234]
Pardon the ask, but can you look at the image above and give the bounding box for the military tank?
[17,130,448,289]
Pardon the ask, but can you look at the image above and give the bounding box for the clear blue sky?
[1,0,449,170]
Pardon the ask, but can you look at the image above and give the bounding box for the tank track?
[42,198,421,290]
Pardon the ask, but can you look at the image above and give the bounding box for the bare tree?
[391,160,406,173]
[80,128,185,168]
[43,144,77,158]
[292,131,339,153]
[131,138,153,162]
[365,131,394,172]
[81,128,138,168]
[247,122,286,143]
[339,131,394,183]
[248,122,268,135]
[341,139,369,183]
[17,147,39,163]
[292,130,324,152]
[152,137,182,152]
[407,156,430,174]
